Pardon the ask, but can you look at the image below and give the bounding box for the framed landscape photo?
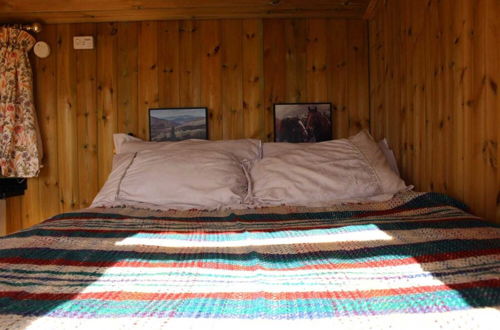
[274,103,332,142]
[149,107,208,141]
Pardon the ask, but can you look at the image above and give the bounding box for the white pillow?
[91,153,136,207]
[113,134,262,164]
[378,138,400,175]
[113,134,144,154]
[122,149,248,210]
[91,138,261,209]
[263,138,400,175]
[92,149,250,210]
[251,130,408,207]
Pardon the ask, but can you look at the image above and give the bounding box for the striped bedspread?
[0,192,499,329]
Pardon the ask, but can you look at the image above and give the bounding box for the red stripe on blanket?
[1,279,498,301]
[0,249,498,271]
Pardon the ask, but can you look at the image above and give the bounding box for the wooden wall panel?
[463,1,484,215]
[369,0,500,223]
[284,19,306,104]
[56,24,79,212]
[96,23,119,187]
[0,0,371,23]
[158,21,180,108]
[5,18,370,233]
[5,196,22,234]
[346,20,370,135]
[263,20,286,141]
[305,19,328,102]
[242,20,264,139]
[75,23,98,208]
[179,20,201,107]
[200,20,222,140]
[221,20,244,139]
[485,0,500,222]
[262,18,370,141]
[33,24,60,220]
[328,20,348,138]
[117,22,139,136]
[137,21,159,140]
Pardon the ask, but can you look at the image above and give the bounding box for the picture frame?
[149,107,208,142]
[274,103,333,142]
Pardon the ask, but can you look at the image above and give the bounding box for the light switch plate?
[73,36,94,50]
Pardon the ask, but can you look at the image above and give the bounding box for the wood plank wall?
[6,18,369,233]
[369,0,499,223]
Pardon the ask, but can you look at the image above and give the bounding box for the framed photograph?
[149,107,208,142]
[274,103,332,142]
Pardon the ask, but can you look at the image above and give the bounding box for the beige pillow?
[113,134,262,164]
[92,136,262,210]
[121,149,248,210]
[91,152,136,207]
[264,137,401,175]
[251,130,408,207]
[92,149,250,211]
[378,138,400,175]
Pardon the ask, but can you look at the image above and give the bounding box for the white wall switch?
[73,36,94,50]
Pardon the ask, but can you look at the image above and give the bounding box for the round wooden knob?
[31,23,42,33]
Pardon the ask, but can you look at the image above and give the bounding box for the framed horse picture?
[274,103,332,142]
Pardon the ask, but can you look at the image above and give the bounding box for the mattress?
[0,191,499,329]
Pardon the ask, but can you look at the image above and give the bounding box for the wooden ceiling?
[0,0,372,24]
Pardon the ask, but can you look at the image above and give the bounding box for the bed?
[1,191,499,329]
[1,132,499,329]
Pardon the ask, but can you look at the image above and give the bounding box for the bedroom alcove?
[0,1,499,327]
[0,2,498,225]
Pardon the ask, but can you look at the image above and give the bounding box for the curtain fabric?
[0,27,42,178]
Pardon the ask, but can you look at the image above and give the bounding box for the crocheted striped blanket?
[0,192,499,329]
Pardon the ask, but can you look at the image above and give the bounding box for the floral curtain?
[0,27,42,177]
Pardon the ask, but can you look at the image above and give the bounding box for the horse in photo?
[278,117,309,142]
[305,106,332,142]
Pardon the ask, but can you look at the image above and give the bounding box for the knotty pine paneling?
[0,0,371,23]
[369,0,499,223]
[5,18,369,233]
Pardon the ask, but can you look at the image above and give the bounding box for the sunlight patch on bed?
[114,229,394,248]
[23,308,500,330]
